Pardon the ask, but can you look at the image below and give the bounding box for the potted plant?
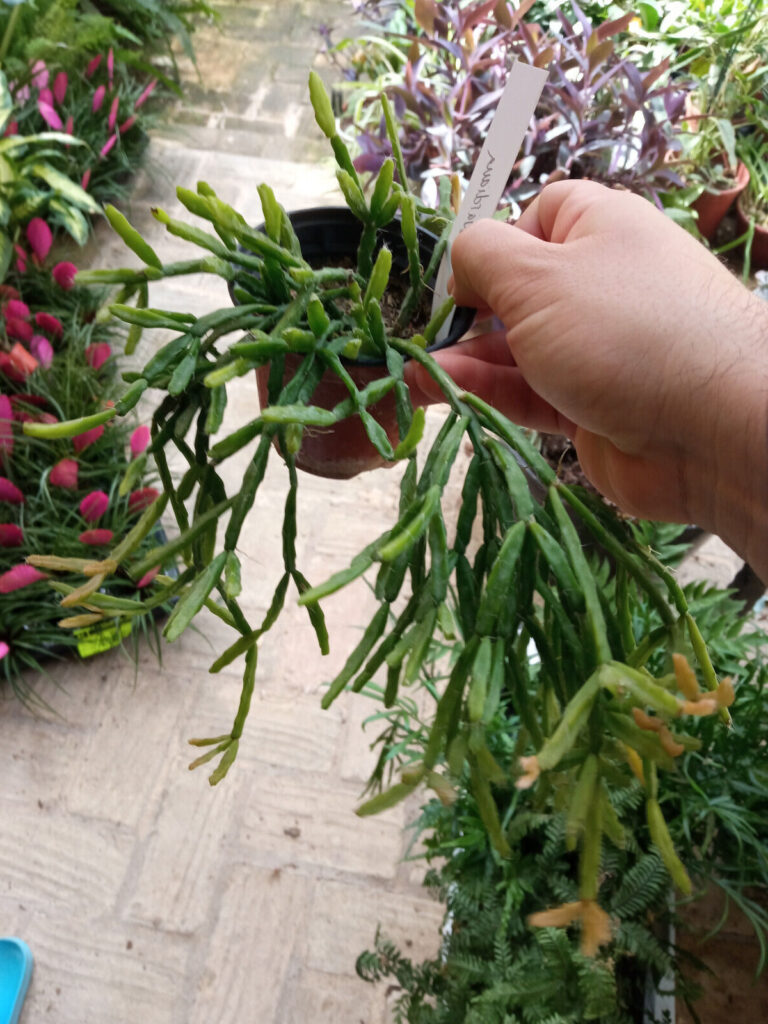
[680,113,750,242]
[24,73,738,1003]
[735,134,768,270]
[676,0,765,241]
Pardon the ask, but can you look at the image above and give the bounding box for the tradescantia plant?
[25,72,736,958]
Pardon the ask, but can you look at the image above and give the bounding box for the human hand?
[406,180,768,579]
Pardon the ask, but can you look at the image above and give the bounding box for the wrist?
[687,293,768,582]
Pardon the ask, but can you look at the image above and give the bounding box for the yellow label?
[74,619,132,658]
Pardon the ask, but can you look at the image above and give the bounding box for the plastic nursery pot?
[229,206,475,479]
[735,195,768,270]
[692,161,750,242]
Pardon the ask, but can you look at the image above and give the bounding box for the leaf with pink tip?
[79,528,114,546]
[0,564,47,593]
[79,490,109,522]
[128,487,159,513]
[49,458,78,489]
[26,218,53,261]
[130,425,150,458]
[52,262,77,289]
[53,70,68,105]
[85,342,111,370]
[0,523,23,547]
[30,335,54,369]
[72,424,105,452]
[0,477,24,504]
[37,97,63,130]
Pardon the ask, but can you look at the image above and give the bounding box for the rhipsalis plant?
[26,72,735,957]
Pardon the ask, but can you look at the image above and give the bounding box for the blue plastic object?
[0,938,33,1024]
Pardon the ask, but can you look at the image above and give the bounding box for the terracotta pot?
[232,207,475,479]
[692,161,750,241]
[255,352,402,478]
[735,193,768,269]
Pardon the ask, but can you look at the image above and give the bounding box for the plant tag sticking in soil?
[431,60,548,337]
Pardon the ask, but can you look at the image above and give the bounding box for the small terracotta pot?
[255,353,403,478]
[232,207,475,479]
[735,194,768,269]
[692,161,750,241]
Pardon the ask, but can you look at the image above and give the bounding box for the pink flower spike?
[86,54,102,78]
[49,458,78,489]
[34,312,63,338]
[30,335,54,369]
[0,395,12,459]
[26,218,53,262]
[5,299,30,320]
[73,424,104,452]
[0,641,9,660]
[134,79,158,110]
[107,48,114,86]
[3,121,18,137]
[79,528,114,546]
[0,477,24,504]
[37,96,63,130]
[128,487,159,513]
[92,84,106,113]
[79,490,109,522]
[81,168,91,191]
[53,71,68,106]
[119,115,136,135]
[5,318,33,343]
[85,342,111,370]
[137,566,160,588]
[107,95,119,132]
[31,60,49,91]
[0,564,47,593]
[99,133,117,159]
[130,425,150,458]
[64,115,74,135]
[14,245,27,275]
[0,524,23,547]
[52,262,77,289]
[38,87,53,107]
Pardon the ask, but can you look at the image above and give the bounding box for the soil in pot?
[238,207,474,479]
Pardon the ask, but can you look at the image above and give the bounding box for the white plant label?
[431,60,548,334]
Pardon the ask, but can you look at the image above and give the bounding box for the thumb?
[449,219,552,326]
[403,359,446,407]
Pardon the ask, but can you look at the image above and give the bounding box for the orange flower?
[673,653,701,701]
[529,899,613,957]
[674,654,735,717]
[516,755,540,790]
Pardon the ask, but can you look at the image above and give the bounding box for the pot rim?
[228,204,476,368]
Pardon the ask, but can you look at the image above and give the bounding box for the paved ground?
[1,2,761,1022]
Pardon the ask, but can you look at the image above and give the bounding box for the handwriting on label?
[431,61,549,333]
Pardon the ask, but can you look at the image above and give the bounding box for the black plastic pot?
[229,206,476,478]
[229,206,474,357]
